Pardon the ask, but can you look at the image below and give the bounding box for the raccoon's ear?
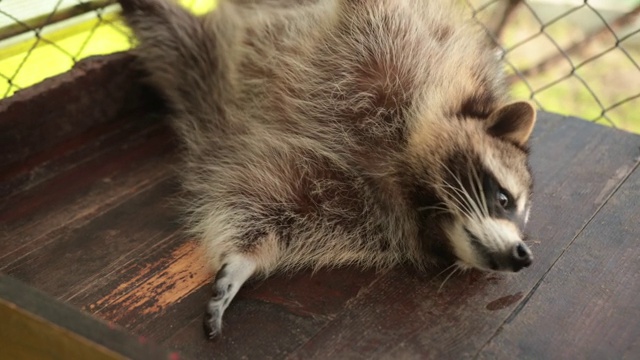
[486,101,537,147]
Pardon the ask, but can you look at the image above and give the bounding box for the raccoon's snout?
[511,242,533,271]
[483,241,532,272]
[486,241,532,272]
[464,227,533,272]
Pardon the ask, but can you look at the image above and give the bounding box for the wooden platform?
[1,53,639,359]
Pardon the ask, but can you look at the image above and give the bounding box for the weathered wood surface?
[0,54,639,359]
[0,52,158,174]
[286,117,640,359]
[0,275,177,360]
[478,159,640,359]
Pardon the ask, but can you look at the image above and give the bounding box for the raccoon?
[117,0,536,339]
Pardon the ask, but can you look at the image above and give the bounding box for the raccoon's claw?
[203,302,222,339]
[201,256,257,340]
[204,285,227,339]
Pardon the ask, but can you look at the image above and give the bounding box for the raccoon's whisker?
[438,166,483,220]
[467,167,482,216]
[458,183,483,220]
[435,177,467,207]
[439,181,480,221]
[430,263,457,282]
[417,205,449,213]
[438,265,460,293]
[469,165,488,218]
[437,157,486,221]
[437,183,473,218]
[451,172,485,221]
[471,164,489,217]
[442,187,475,220]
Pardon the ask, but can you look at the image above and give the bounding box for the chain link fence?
[1,0,639,133]
[0,0,131,96]
[0,0,211,97]
[465,0,640,133]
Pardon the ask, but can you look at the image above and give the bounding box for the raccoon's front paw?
[203,297,224,339]
[201,256,257,339]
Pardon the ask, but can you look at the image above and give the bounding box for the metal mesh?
[0,0,133,97]
[0,0,639,133]
[465,0,640,133]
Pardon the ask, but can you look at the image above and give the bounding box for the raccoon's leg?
[203,253,256,339]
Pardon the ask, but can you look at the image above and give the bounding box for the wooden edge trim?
[0,51,164,171]
[0,274,180,360]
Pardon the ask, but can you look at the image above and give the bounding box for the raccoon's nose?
[510,242,533,272]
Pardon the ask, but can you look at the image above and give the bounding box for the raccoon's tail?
[118,0,238,146]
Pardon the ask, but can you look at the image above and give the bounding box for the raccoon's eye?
[497,190,509,208]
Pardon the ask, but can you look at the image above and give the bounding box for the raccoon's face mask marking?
[435,155,533,273]
[434,101,536,273]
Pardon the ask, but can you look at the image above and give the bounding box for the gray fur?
[118,0,536,338]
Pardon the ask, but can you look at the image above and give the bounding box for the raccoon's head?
[408,101,536,273]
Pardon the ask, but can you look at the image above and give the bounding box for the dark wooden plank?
[288,113,640,358]
[4,178,182,300]
[82,238,211,332]
[59,229,213,351]
[0,121,173,226]
[71,230,378,356]
[160,268,380,359]
[240,266,380,318]
[0,109,165,199]
[127,271,213,342]
[0,52,162,170]
[166,298,327,360]
[65,233,191,308]
[477,161,640,359]
[0,122,174,266]
[0,275,177,360]
[63,224,380,354]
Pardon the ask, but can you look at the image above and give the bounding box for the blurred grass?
[501,2,640,133]
[0,0,639,134]
[468,0,640,134]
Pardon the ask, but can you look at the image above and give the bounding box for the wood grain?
[240,266,381,318]
[0,275,176,360]
[0,110,166,199]
[159,267,381,358]
[0,52,161,170]
[477,162,640,359]
[4,178,182,298]
[166,298,327,360]
[92,239,212,328]
[0,123,174,267]
[288,113,640,359]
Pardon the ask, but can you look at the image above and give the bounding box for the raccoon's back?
[218,0,507,143]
